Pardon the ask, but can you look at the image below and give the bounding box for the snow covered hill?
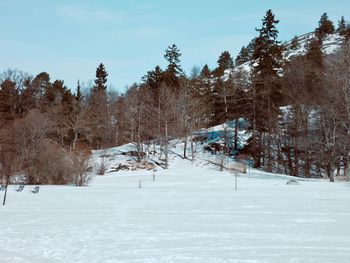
[226,32,345,78]
[1,142,350,263]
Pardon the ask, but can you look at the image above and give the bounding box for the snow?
[1,143,350,262]
[221,32,345,82]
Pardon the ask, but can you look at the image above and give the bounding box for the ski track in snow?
[1,154,350,263]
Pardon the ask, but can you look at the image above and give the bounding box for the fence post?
[234,171,238,191]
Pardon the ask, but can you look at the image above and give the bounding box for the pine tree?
[315,13,335,40]
[246,38,257,58]
[337,16,347,35]
[290,35,300,50]
[252,10,282,76]
[250,9,283,170]
[89,63,109,148]
[306,39,324,69]
[0,79,18,123]
[76,80,82,102]
[214,51,234,76]
[200,64,211,78]
[31,72,51,108]
[143,65,163,91]
[235,46,250,66]
[305,38,324,101]
[94,63,108,91]
[163,44,183,87]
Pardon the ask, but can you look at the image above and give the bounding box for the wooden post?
[2,175,9,206]
[235,172,238,191]
[152,169,156,181]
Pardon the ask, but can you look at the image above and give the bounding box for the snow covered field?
[1,152,350,263]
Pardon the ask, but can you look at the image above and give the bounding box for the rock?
[287,179,299,185]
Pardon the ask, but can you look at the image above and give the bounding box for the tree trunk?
[234,119,238,151]
[183,133,187,159]
[344,155,349,177]
[165,121,168,169]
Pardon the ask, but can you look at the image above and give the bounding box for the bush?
[96,157,107,175]
[71,149,91,186]
[32,142,73,184]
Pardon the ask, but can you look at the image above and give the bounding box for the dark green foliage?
[290,36,299,50]
[89,63,109,148]
[305,39,324,102]
[94,63,108,91]
[76,80,82,102]
[250,9,283,169]
[163,44,183,87]
[214,51,234,77]
[0,79,18,123]
[200,64,211,78]
[143,65,163,90]
[235,46,250,66]
[31,72,51,106]
[246,38,257,57]
[252,9,282,77]
[337,16,347,35]
[306,39,324,68]
[315,13,335,40]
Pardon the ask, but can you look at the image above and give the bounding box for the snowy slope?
[1,143,350,263]
[226,32,345,79]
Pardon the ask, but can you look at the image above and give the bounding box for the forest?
[1,10,350,184]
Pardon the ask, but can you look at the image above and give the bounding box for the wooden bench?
[14,185,25,192]
[30,186,40,194]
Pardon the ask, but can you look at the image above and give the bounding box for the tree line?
[1,11,350,184]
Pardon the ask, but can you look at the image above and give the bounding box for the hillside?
[226,32,345,78]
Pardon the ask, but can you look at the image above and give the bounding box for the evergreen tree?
[214,51,234,76]
[306,39,324,69]
[315,13,335,40]
[94,63,108,91]
[31,72,51,107]
[89,63,109,148]
[0,79,18,123]
[305,38,324,101]
[76,80,82,102]
[235,46,250,66]
[253,10,282,77]
[200,64,211,78]
[143,65,163,91]
[163,44,183,87]
[246,38,257,58]
[290,35,300,50]
[250,9,283,170]
[337,16,347,35]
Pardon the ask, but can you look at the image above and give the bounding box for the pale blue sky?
[0,0,348,91]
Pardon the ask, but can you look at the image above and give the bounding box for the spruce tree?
[76,80,82,102]
[305,39,324,101]
[89,63,109,148]
[337,16,347,35]
[235,46,250,66]
[214,51,234,76]
[94,63,108,91]
[250,9,283,170]
[246,38,257,58]
[315,13,335,40]
[200,64,211,78]
[143,65,163,91]
[163,44,183,87]
[290,36,300,50]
